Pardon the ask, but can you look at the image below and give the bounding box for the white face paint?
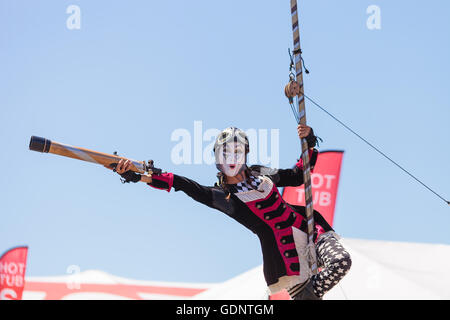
[215,142,247,177]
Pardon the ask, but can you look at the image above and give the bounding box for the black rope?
[289,48,310,74]
[302,93,449,206]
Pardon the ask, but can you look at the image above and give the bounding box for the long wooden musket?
[29,136,161,174]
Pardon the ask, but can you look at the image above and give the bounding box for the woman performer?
[107,124,351,300]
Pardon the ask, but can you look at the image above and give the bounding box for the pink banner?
[0,246,29,300]
[282,150,344,227]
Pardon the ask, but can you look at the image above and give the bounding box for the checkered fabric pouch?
[234,175,261,193]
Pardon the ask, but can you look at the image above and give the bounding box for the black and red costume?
[148,148,338,294]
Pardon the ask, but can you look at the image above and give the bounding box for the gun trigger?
[109,163,118,172]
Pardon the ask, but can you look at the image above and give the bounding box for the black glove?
[305,128,322,148]
[119,170,141,184]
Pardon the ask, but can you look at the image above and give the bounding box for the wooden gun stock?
[29,136,160,174]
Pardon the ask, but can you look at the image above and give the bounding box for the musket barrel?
[29,136,147,173]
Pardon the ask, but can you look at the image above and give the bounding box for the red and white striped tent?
[23,270,213,300]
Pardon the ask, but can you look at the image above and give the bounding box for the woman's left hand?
[297,124,312,139]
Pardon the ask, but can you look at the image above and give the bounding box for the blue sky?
[1,0,449,283]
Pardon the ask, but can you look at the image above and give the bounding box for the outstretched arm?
[107,159,218,209]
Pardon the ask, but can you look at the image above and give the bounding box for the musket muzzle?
[29,136,51,153]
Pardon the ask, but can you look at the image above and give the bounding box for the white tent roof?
[192,265,268,300]
[193,238,450,300]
